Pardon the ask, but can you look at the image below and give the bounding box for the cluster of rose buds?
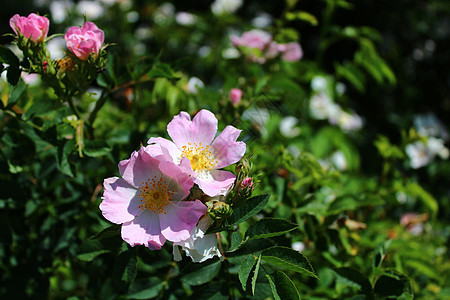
[100,110,254,262]
[9,13,106,97]
[230,29,303,63]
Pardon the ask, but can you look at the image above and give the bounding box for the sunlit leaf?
[245,218,298,240]
[266,271,301,300]
[228,194,270,226]
[181,260,221,286]
[261,246,317,278]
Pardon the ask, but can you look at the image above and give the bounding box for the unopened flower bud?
[241,177,253,189]
[207,201,231,221]
[230,88,242,106]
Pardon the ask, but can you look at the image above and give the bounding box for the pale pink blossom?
[9,13,49,43]
[279,42,303,62]
[148,110,246,197]
[64,22,104,60]
[230,29,272,51]
[100,146,207,250]
[230,88,242,106]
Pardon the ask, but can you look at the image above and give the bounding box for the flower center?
[137,176,174,214]
[181,142,217,172]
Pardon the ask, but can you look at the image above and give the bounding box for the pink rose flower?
[230,88,242,106]
[64,22,104,60]
[279,42,303,62]
[148,109,246,197]
[9,13,49,43]
[100,146,207,250]
[230,29,272,50]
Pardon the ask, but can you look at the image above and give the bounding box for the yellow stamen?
[137,176,174,214]
[181,142,217,172]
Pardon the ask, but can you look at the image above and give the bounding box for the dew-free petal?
[160,200,207,242]
[211,125,246,169]
[167,110,218,147]
[121,210,166,249]
[194,169,236,197]
[100,177,142,224]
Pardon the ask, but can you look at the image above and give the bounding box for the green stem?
[88,89,108,127]
[66,96,81,120]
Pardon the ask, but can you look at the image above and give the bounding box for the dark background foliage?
[1,0,449,299]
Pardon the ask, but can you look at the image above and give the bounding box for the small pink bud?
[241,177,253,189]
[279,42,303,62]
[10,13,49,43]
[64,22,104,61]
[230,88,242,106]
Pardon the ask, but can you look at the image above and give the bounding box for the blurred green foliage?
[1,0,449,299]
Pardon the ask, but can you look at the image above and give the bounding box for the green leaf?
[83,140,111,157]
[22,97,53,120]
[0,45,19,66]
[237,254,261,295]
[266,271,301,300]
[374,135,404,159]
[266,274,281,300]
[285,11,318,26]
[327,195,383,216]
[228,194,270,226]
[261,246,317,278]
[405,182,438,218]
[7,66,21,86]
[373,240,391,268]
[227,231,244,253]
[113,249,137,288]
[93,225,121,240]
[245,218,298,240]
[180,260,221,286]
[335,62,366,93]
[239,254,257,292]
[56,139,76,177]
[76,237,122,261]
[333,267,373,298]
[127,278,164,299]
[251,255,261,296]
[147,63,179,79]
[336,0,354,9]
[7,79,27,107]
[374,271,413,299]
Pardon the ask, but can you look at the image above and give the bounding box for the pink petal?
[82,21,100,34]
[158,160,194,200]
[195,169,236,197]
[160,200,207,242]
[147,137,182,162]
[118,147,162,189]
[100,177,142,224]
[281,42,303,62]
[121,211,166,249]
[64,26,82,40]
[167,110,218,148]
[211,125,246,169]
[9,14,21,35]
